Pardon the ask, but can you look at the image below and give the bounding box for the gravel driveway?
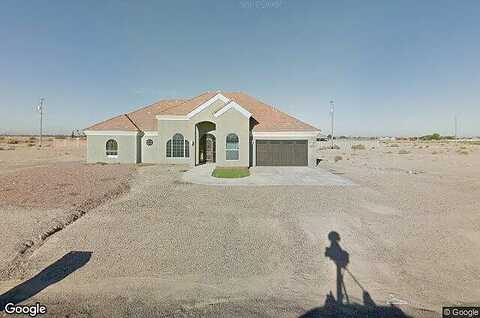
[1,163,477,317]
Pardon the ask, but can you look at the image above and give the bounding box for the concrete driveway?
[182,164,353,186]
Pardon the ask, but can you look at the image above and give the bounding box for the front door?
[200,133,216,163]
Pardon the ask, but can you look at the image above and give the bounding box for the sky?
[1,0,479,136]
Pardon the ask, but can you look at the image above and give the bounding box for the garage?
[256,140,308,166]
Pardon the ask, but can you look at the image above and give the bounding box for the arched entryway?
[195,121,216,165]
[200,133,216,163]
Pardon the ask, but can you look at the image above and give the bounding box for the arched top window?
[226,133,239,160]
[106,139,118,157]
[166,133,189,158]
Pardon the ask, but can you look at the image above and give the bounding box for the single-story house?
[84,92,320,167]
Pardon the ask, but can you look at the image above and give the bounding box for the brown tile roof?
[224,92,319,132]
[86,92,319,132]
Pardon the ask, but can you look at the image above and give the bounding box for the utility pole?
[38,98,45,147]
[330,100,335,149]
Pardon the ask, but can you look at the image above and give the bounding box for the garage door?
[256,140,308,166]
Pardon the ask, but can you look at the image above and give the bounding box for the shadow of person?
[299,232,411,317]
[324,231,349,304]
[0,251,92,310]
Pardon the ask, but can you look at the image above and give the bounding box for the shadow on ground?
[0,251,92,310]
[300,231,410,318]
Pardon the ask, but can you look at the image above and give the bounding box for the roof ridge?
[157,91,214,115]
[124,113,141,131]
[127,98,185,116]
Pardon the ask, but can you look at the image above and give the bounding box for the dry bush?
[352,144,366,150]
[431,151,439,155]
[457,149,469,155]
[398,149,410,154]
[27,143,35,147]
[7,138,18,144]
[0,136,5,141]
[389,143,400,147]
[334,155,343,162]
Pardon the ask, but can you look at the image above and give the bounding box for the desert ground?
[1,136,479,317]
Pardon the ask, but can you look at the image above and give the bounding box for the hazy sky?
[1,0,479,136]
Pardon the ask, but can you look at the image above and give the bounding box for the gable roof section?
[86,91,319,133]
[224,92,319,132]
[86,99,185,131]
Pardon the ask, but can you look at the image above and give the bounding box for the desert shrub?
[27,143,35,147]
[398,149,410,154]
[389,144,400,147]
[334,155,343,162]
[0,136,5,141]
[421,133,441,141]
[0,147,4,151]
[457,149,469,155]
[7,139,18,144]
[351,144,366,150]
[460,146,468,150]
[29,136,36,141]
[55,136,67,139]
[431,151,439,155]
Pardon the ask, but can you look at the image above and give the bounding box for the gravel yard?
[0,141,135,280]
[0,140,479,317]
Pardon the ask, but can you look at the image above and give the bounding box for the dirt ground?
[0,137,135,277]
[0,138,479,317]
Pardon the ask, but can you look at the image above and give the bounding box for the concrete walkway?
[182,164,354,186]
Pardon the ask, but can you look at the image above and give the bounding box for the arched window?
[226,133,239,160]
[166,133,189,158]
[106,139,118,157]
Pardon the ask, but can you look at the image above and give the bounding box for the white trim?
[144,131,158,136]
[106,155,119,159]
[156,115,189,121]
[213,101,252,119]
[252,131,320,138]
[84,130,140,136]
[186,93,230,118]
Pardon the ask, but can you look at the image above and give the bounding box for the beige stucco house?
[84,92,320,167]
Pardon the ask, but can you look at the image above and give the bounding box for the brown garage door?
[256,140,308,166]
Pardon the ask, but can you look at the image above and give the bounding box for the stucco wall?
[87,134,140,164]
[213,108,250,167]
[141,134,159,164]
[158,120,194,165]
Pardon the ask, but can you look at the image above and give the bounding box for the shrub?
[334,155,343,162]
[398,149,410,154]
[7,139,18,144]
[351,144,366,150]
[389,144,400,147]
[457,149,469,155]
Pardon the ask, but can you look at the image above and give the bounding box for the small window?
[166,133,189,158]
[226,133,239,160]
[146,139,153,146]
[106,139,118,157]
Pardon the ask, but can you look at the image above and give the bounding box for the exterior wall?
[251,135,317,167]
[157,120,194,165]
[141,134,159,164]
[156,98,251,167]
[213,108,250,167]
[87,134,140,164]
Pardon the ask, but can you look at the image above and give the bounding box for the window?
[166,133,189,158]
[106,139,118,157]
[226,133,239,160]
[146,139,153,146]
